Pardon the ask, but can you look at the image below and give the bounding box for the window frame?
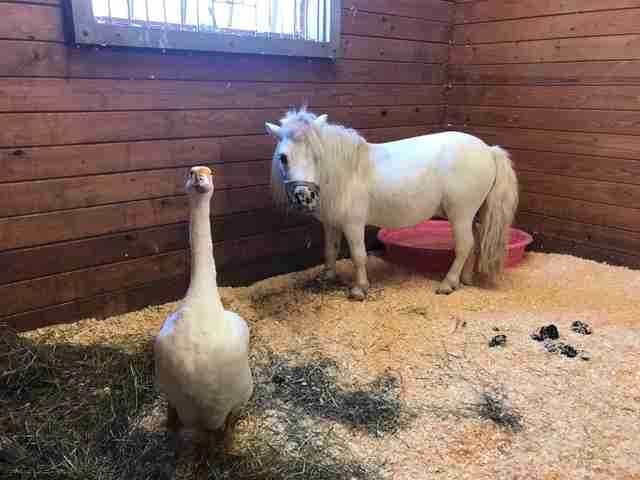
[68,0,342,59]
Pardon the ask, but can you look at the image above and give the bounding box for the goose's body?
[155,306,253,431]
[154,166,253,455]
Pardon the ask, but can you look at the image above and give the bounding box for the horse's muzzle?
[284,180,320,213]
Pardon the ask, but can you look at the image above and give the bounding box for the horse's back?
[366,130,495,227]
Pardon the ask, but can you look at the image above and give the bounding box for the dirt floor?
[2,251,639,480]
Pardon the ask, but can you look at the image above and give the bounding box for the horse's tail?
[476,145,519,282]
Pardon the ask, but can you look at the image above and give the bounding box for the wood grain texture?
[0,161,271,216]
[455,0,640,24]
[0,250,187,317]
[0,209,309,285]
[509,148,640,186]
[1,222,321,319]
[342,35,449,63]
[0,105,445,147]
[448,85,640,110]
[454,8,640,44]
[448,105,640,135]
[0,186,273,251]
[344,0,452,22]
[517,212,640,256]
[452,2,640,272]
[3,274,189,332]
[343,10,450,42]
[0,124,441,183]
[519,170,640,209]
[0,78,445,112]
[450,35,640,65]
[520,191,640,233]
[1,41,447,83]
[0,2,62,41]
[450,125,640,162]
[449,61,640,85]
[1,138,225,182]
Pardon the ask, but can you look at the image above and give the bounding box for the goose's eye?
[280,153,288,167]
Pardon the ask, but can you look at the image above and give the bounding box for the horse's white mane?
[273,108,371,221]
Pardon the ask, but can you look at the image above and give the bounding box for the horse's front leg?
[321,223,342,281]
[343,223,369,301]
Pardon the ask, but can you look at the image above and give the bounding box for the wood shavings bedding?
[17,252,640,479]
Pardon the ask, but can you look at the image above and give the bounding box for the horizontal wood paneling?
[520,192,640,233]
[0,221,326,317]
[1,105,444,147]
[1,41,447,83]
[517,212,640,257]
[0,78,445,112]
[448,85,640,110]
[448,105,640,135]
[454,9,640,44]
[0,209,309,285]
[452,2,640,269]
[0,2,62,41]
[518,171,640,209]
[450,35,640,64]
[0,124,439,183]
[526,234,640,270]
[1,0,452,330]
[455,1,640,24]
[0,251,188,317]
[1,138,225,182]
[0,161,271,216]
[344,0,452,22]
[343,10,450,42]
[3,274,189,332]
[0,186,272,251]
[449,61,640,85]
[448,125,640,161]
[2,222,326,325]
[342,36,449,63]
[507,148,640,186]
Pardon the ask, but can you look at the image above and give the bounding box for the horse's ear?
[265,122,283,139]
[315,114,328,126]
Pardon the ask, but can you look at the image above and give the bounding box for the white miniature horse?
[266,109,519,300]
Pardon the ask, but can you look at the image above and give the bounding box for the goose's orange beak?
[189,166,214,193]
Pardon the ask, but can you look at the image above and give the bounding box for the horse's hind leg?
[461,221,480,286]
[343,223,369,301]
[436,217,474,295]
[321,223,342,281]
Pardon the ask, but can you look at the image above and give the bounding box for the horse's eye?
[280,153,288,167]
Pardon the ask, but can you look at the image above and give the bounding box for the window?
[69,0,341,58]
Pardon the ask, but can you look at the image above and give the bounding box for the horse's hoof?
[435,279,459,295]
[461,275,474,286]
[435,286,453,295]
[320,269,337,282]
[349,287,367,301]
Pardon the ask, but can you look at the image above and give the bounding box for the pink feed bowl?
[377,220,533,274]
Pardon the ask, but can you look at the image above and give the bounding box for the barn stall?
[1,1,639,479]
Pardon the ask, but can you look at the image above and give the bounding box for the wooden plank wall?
[0,0,453,331]
[449,0,640,268]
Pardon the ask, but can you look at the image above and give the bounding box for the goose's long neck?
[185,194,223,310]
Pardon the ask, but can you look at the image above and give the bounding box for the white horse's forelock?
[271,108,371,222]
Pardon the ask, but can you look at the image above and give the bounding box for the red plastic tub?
[377,220,533,274]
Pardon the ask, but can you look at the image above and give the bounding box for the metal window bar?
[92,0,331,42]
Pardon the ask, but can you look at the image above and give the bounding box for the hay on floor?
[2,251,639,479]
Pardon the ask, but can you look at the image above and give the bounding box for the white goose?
[154,166,253,458]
